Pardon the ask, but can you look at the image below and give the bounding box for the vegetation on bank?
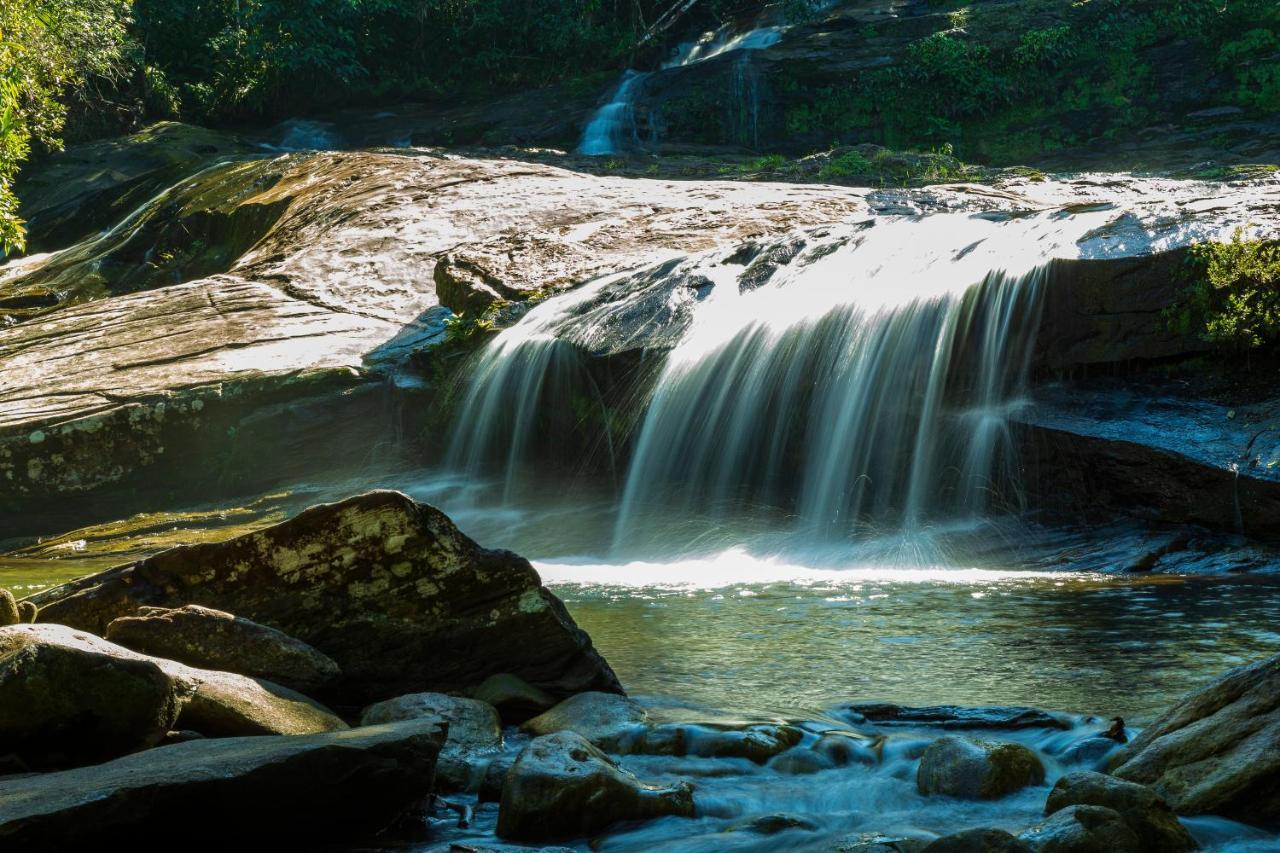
[1171,233,1280,351]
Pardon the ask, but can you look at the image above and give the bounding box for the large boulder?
[360,692,502,792]
[0,624,181,769]
[0,624,344,749]
[497,731,694,841]
[0,719,445,848]
[1017,804,1140,853]
[917,736,1046,799]
[31,491,623,705]
[1044,771,1196,851]
[1109,651,1280,826]
[105,604,340,693]
[521,692,647,748]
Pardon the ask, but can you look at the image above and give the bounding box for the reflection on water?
[549,566,1280,722]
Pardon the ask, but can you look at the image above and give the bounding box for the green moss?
[1168,233,1280,350]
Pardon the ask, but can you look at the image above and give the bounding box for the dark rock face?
[0,624,181,770]
[917,736,1046,800]
[1044,771,1196,851]
[920,828,1032,853]
[360,692,503,792]
[31,491,623,705]
[1018,804,1140,852]
[1110,652,1280,826]
[105,604,340,693]
[473,672,558,725]
[0,719,445,849]
[497,731,694,841]
[847,703,1068,732]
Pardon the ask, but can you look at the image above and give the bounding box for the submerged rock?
[105,604,340,693]
[1109,651,1280,825]
[848,703,1069,731]
[1018,804,1140,852]
[0,719,445,848]
[361,692,503,792]
[0,624,181,769]
[521,691,647,748]
[474,672,558,724]
[917,736,1046,799]
[32,491,622,705]
[920,828,1032,853]
[1044,771,1196,851]
[496,731,694,841]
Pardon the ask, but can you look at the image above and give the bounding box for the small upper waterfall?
[577,18,784,156]
[441,207,1116,556]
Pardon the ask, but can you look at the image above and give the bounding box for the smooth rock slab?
[106,604,340,693]
[1109,651,1280,826]
[917,736,1046,800]
[497,731,694,841]
[32,490,622,705]
[361,692,503,792]
[0,719,445,849]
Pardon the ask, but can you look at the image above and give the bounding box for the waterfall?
[443,209,1112,555]
[577,21,784,156]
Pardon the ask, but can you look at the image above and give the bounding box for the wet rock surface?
[0,719,446,848]
[917,736,1047,800]
[496,731,694,841]
[1018,804,1141,853]
[361,692,503,792]
[521,691,648,748]
[1110,651,1280,826]
[105,604,340,693]
[921,829,1032,853]
[31,490,622,705]
[847,703,1069,732]
[1044,771,1196,851]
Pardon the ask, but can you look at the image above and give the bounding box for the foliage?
[1171,233,1280,351]
[0,0,131,253]
[443,311,496,346]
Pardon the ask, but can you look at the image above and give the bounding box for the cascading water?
[577,18,784,156]
[443,207,1114,558]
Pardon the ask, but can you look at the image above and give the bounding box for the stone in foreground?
[1044,771,1196,851]
[361,692,503,792]
[0,719,445,848]
[32,491,622,705]
[106,604,340,693]
[920,828,1032,852]
[0,624,180,769]
[917,736,1046,800]
[497,731,694,841]
[1109,651,1280,826]
[1018,804,1140,852]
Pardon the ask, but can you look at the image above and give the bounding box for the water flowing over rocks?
[496,731,695,841]
[1109,651,1280,826]
[104,604,340,694]
[0,719,446,849]
[30,490,622,705]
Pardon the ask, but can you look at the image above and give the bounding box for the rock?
[0,591,18,627]
[361,692,503,792]
[814,731,881,766]
[728,813,819,834]
[0,719,446,848]
[0,624,181,769]
[1109,651,1280,825]
[16,602,36,624]
[841,835,930,853]
[32,491,622,705]
[159,730,205,746]
[1017,804,1140,852]
[496,731,694,841]
[848,703,1069,731]
[623,722,805,764]
[1044,771,1196,851]
[917,736,1046,799]
[105,604,341,693]
[920,829,1032,853]
[521,692,647,748]
[479,755,516,803]
[1059,736,1120,768]
[0,624,344,746]
[474,672,558,725]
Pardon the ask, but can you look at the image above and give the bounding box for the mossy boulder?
[917,736,1046,799]
[497,731,694,841]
